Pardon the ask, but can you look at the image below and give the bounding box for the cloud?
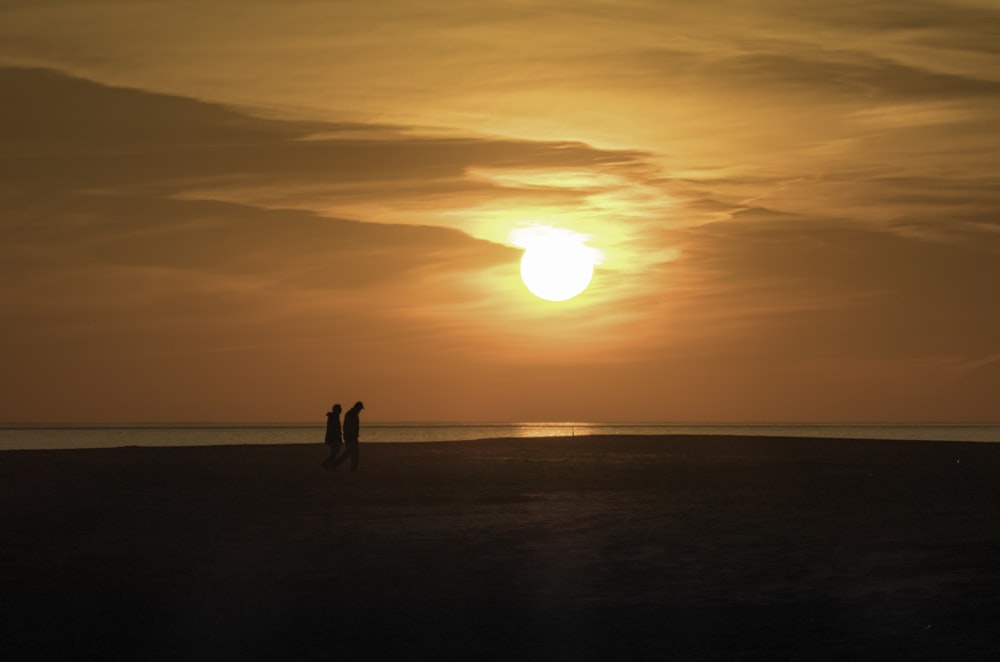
[0,67,667,421]
[701,51,1000,101]
[656,208,1000,360]
[0,67,652,216]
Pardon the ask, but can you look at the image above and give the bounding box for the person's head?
[354,401,364,412]
[332,404,342,414]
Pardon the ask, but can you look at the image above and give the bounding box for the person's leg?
[333,442,352,468]
[322,445,337,469]
[350,443,360,472]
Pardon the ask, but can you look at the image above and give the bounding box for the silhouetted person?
[333,401,364,472]
[323,405,343,471]
[321,404,342,471]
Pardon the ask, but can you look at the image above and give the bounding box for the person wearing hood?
[321,403,342,471]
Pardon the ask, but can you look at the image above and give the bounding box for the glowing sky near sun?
[1,1,998,423]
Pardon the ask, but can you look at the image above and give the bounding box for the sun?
[511,226,602,302]
[521,244,593,301]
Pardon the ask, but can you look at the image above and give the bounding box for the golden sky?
[2,1,999,423]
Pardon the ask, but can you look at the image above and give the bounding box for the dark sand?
[3,436,1000,661]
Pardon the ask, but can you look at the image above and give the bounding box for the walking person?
[333,401,364,472]
[321,403,342,471]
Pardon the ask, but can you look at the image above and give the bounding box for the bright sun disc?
[512,227,601,302]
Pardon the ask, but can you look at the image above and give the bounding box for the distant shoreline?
[2,422,998,451]
[4,432,1000,456]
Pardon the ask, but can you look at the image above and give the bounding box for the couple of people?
[322,401,364,472]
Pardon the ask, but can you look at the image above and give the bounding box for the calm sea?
[1,422,998,451]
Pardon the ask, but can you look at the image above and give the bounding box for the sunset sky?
[2,1,998,423]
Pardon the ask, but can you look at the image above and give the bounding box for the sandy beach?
[3,435,1000,660]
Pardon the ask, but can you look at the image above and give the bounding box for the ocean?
[1,422,998,451]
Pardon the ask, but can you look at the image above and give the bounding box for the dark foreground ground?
[3,436,1000,661]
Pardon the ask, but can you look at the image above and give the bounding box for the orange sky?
[1,1,998,423]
